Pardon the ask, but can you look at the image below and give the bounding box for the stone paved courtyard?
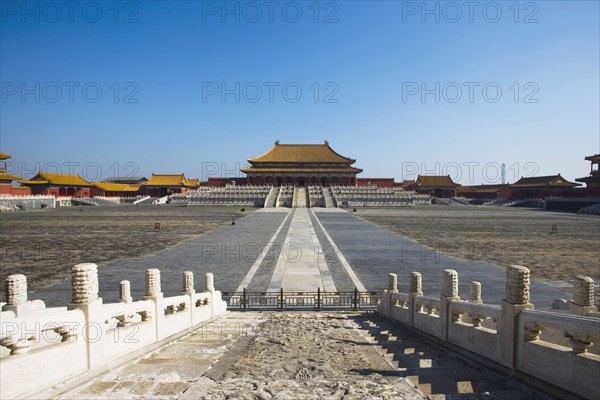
[22,206,581,308]
[3,205,594,399]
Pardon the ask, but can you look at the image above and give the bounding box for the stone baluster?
[119,280,132,303]
[183,271,194,293]
[440,269,460,340]
[388,273,398,293]
[67,263,103,368]
[53,325,77,342]
[144,268,165,340]
[506,265,531,305]
[0,334,32,356]
[205,272,215,293]
[466,281,483,325]
[1,276,33,353]
[408,272,423,325]
[565,331,593,354]
[470,281,482,304]
[3,274,31,317]
[5,274,27,305]
[499,265,534,369]
[443,269,459,298]
[379,273,399,317]
[411,272,423,296]
[181,271,194,320]
[570,275,597,316]
[71,263,99,304]
[145,268,161,297]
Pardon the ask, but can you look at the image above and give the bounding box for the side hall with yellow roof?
[19,171,93,197]
[140,174,193,197]
[406,175,460,197]
[0,152,31,195]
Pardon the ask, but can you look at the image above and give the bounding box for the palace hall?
[240,141,362,186]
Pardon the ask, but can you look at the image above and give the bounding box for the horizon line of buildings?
[1,142,598,200]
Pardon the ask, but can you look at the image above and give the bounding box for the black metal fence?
[221,288,381,311]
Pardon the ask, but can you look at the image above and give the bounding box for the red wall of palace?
[10,186,32,195]
[356,178,399,187]
[0,183,11,195]
[203,177,247,186]
[28,186,90,197]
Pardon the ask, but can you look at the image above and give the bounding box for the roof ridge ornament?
[324,140,329,145]
[275,140,279,145]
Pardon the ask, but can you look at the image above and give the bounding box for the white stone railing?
[0,195,56,210]
[92,196,122,203]
[132,195,151,204]
[0,265,227,399]
[378,268,600,399]
[517,309,600,398]
[0,194,54,199]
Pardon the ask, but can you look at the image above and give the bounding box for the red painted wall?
[356,178,398,187]
[203,177,247,186]
[0,183,11,195]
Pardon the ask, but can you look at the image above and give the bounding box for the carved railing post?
[379,273,399,317]
[440,269,460,340]
[67,263,103,368]
[388,273,398,293]
[205,272,214,293]
[3,274,30,317]
[183,271,194,294]
[570,275,597,316]
[470,281,482,304]
[409,271,423,326]
[182,271,195,324]
[119,280,132,303]
[203,272,226,316]
[143,268,165,340]
[1,275,34,355]
[466,281,483,324]
[500,265,534,369]
[5,274,27,305]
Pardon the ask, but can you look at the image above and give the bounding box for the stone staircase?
[292,186,307,208]
[264,186,279,208]
[58,312,265,400]
[134,196,161,205]
[323,186,336,208]
[350,314,548,400]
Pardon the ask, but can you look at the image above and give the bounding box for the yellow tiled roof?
[0,152,12,160]
[457,184,508,193]
[414,175,459,188]
[20,171,91,186]
[240,166,362,173]
[0,172,23,182]
[144,174,190,187]
[510,175,578,188]
[93,182,140,192]
[187,179,200,186]
[248,141,356,164]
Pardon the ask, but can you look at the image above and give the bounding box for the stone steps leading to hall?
[349,314,551,400]
[292,186,307,208]
[57,312,266,400]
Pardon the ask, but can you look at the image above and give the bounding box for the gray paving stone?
[315,211,566,308]
[33,211,288,306]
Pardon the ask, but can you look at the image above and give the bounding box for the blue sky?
[1,0,598,185]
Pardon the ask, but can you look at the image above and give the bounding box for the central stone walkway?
[268,209,337,291]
